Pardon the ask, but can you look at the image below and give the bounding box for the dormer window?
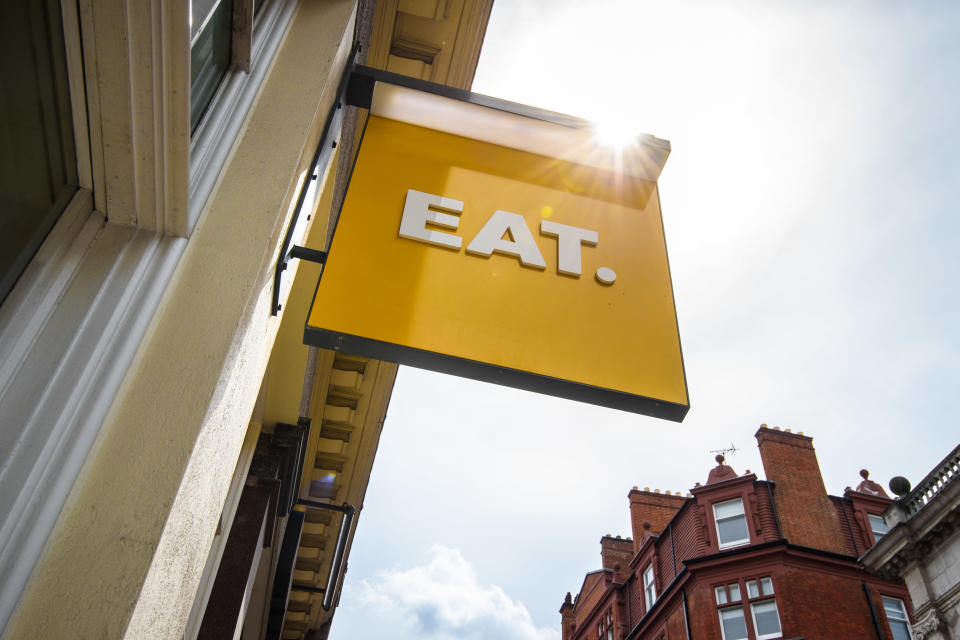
[868,514,889,543]
[714,497,750,549]
[644,564,657,609]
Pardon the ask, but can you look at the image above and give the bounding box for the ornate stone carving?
[910,609,945,640]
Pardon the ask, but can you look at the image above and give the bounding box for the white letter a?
[466,211,546,269]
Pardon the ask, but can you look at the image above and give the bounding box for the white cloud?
[347,545,558,640]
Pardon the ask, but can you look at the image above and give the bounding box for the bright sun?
[590,112,645,150]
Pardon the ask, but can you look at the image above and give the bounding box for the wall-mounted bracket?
[296,498,356,612]
[271,44,360,316]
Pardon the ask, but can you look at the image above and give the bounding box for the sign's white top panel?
[370,83,670,182]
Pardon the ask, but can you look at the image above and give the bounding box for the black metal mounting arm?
[270,44,360,316]
[288,246,327,265]
[296,498,357,612]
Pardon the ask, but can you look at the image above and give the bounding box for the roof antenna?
[709,443,739,458]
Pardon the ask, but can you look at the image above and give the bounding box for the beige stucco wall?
[3,1,357,638]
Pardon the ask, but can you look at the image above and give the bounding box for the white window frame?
[715,582,742,606]
[718,605,748,640]
[0,0,298,633]
[644,564,657,609]
[715,585,728,605]
[868,513,889,543]
[713,497,751,549]
[188,0,298,233]
[881,596,912,640]
[750,599,783,640]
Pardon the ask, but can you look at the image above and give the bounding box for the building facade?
[0,1,491,638]
[862,445,960,640]
[560,426,914,640]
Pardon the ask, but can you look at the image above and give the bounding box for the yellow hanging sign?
[306,103,687,421]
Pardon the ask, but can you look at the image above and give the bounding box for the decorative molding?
[0,190,186,633]
[76,0,190,232]
[910,609,946,640]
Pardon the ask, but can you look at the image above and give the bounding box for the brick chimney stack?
[559,592,575,640]
[600,535,634,572]
[755,425,846,554]
[628,488,687,553]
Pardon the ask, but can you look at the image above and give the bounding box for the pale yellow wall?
[3,2,358,638]
[262,154,338,429]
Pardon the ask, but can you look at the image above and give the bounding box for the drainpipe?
[681,589,692,640]
[861,581,884,639]
[841,497,860,556]
[626,572,632,626]
[765,482,783,539]
[669,522,677,577]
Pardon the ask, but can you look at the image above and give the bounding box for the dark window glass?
[0,0,78,303]
[190,0,233,133]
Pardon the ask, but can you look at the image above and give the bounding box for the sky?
[331,2,960,638]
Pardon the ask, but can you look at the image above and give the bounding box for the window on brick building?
[719,606,748,640]
[644,564,656,609]
[868,514,889,543]
[715,577,781,640]
[714,582,742,605]
[713,498,750,549]
[882,597,911,640]
[750,600,782,639]
[597,610,614,640]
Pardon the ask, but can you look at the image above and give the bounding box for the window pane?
[1,0,78,303]
[719,607,748,640]
[717,515,749,545]
[190,0,221,40]
[882,597,907,620]
[870,514,889,540]
[728,583,741,602]
[760,577,773,595]
[752,601,782,636]
[714,498,744,519]
[190,0,233,132]
[715,586,727,605]
[881,597,910,640]
[889,620,911,640]
[746,580,759,599]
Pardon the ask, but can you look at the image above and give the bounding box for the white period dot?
[596,267,617,285]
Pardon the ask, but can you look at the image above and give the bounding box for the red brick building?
[560,426,914,640]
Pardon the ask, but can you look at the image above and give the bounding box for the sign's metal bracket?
[271,44,360,316]
[288,245,327,264]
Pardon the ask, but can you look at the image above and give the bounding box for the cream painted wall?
[262,149,339,430]
[3,2,358,638]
